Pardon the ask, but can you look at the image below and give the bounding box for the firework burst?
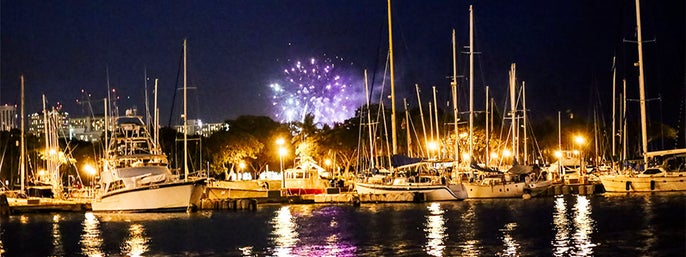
[269,55,361,126]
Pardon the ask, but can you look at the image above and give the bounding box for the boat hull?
[599,174,686,192]
[92,179,206,212]
[461,182,526,198]
[354,182,465,201]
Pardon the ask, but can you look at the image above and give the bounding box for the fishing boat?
[91,113,205,212]
[598,0,686,192]
[92,39,205,212]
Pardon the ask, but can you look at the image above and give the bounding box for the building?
[174,119,225,137]
[0,105,16,131]
[28,111,70,137]
[68,115,107,142]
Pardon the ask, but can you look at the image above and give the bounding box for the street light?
[83,164,96,198]
[276,138,286,188]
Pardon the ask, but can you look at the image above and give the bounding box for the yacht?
[91,114,205,212]
[355,162,466,201]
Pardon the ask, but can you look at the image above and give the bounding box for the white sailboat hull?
[461,182,526,198]
[599,174,686,192]
[354,182,466,201]
[92,179,205,212]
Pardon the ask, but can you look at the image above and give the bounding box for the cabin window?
[107,180,125,192]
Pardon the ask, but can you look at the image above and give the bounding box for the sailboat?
[353,0,466,201]
[91,39,206,212]
[598,0,686,192]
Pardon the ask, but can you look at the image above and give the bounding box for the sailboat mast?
[20,75,25,194]
[387,0,398,155]
[468,5,474,159]
[509,63,517,163]
[634,0,649,166]
[485,85,489,166]
[416,84,428,156]
[622,79,628,162]
[154,78,159,153]
[432,86,440,156]
[364,70,374,169]
[522,81,529,165]
[451,29,459,162]
[611,56,617,160]
[183,38,189,181]
[404,98,412,157]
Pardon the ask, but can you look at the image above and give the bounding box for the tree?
[205,130,263,178]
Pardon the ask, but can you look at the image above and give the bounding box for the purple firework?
[269,55,361,126]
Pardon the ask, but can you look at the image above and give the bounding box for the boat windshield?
[116,166,169,178]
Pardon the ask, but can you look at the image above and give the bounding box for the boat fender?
[650,180,656,190]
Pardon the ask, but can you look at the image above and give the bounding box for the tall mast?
[433,86,440,159]
[20,75,25,194]
[387,0,397,155]
[468,5,474,159]
[416,84,428,156]
[634,0,649,166]
[183,38,189,181]
[509,63,517,163]
[622,79,628,163]
[611,56,617,160]
[404,98,412,157]
[154,78,160,153]
[364,70,374,169]
[451,29,459,162]
[428,102,434,149]
[485,85,490,166]
[522,81,529,165]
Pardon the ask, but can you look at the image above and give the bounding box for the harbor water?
[2,193,684,256]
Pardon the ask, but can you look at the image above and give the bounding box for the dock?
[1,194,91,215]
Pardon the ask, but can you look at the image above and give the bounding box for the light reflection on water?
[0,194,683,256]
[424,202,446,257]
[80,212,104,257]
[270,206,299,256]
[51,214,64,256]
[121,223,149,256]
[553,195,597,257]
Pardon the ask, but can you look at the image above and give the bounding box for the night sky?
[1,1,684,131]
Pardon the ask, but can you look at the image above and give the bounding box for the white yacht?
[600,149,686,192]
[91,114,205,212]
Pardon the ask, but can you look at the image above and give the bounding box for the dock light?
[238,161,246,170]
[574,135,586,146]
[490,152,498,159]
[38,169,46,177]
[324,159,332,166]
[462,153,471,161]
[573,150,579,156]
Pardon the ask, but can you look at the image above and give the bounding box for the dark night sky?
[1,0,684,132]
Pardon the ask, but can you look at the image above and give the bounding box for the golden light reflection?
[424,203,446,257]
[121,223,149,256]
[499,222,519,256]
[553,196,571,256]
[51,214,64,256]
[553,196,597,256]
[572,195,596,256]
[80,212,104,257]
[458,203,481,256]
[271,206,299,256]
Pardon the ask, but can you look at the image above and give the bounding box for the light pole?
[83,164,96,198]
[574,135,586,183]
[276,138,286,188]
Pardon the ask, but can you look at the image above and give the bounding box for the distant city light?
[269,55,362,126]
